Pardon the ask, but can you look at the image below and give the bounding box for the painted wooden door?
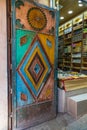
[12,0,59,129]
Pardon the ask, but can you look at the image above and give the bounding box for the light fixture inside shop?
[78,0,82,3]
[79,3,83,6]
[68,10,73,14]
[60,16,64,20]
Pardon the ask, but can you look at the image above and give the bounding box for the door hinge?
[9,112,13,118]
[10,64,12,70]
[8,39,12,45]
[10,88,12,94]
[8,12,12,18]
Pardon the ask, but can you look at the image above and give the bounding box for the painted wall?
[0,0,8,130]
[36,0,50,6]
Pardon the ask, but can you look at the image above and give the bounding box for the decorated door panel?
[12,0,58,129]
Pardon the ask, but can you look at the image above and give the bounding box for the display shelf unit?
[72,14,83,71]
[58,25,64,69]
[58,11,87,72]
[64,21,72,70]
[81,11,87,71]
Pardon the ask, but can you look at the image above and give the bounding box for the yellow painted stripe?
[38,34,55,65]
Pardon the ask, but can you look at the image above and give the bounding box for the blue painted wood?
[54,9,59,114]
[46,39,52,48]
[17,72,35,106]
[12,0,17,128]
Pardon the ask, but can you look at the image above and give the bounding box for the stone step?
[67,93,87,119]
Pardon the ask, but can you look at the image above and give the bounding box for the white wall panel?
[0,0,8,130]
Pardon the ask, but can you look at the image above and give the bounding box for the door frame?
[7,0,12,129]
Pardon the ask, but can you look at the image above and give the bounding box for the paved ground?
[27,113,87,130]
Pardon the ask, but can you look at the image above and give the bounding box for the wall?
[36,0,50,6]
[0,0,8,130]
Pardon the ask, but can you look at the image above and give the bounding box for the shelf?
[72,52,81,54]
[64,42,72,45]
[82,59,87,63]
[72,39,82,43]
[72,57,81,59]
[58,11,87,72]
[64,37,72,40]
[72,67,80,69]
[63,61,71,63]
[64,66,71,68]
[64,52,71,54]
[59,64,63,67]
[81,67,87,70]
[82,62,87,64]
[72,62,81,64]
[73,26,83,31]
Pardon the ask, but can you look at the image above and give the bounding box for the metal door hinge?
[8,12,12,18]
[8,39,12,45]
[9,112,13,118]
[10,64,12,70]
[10,88,12,94]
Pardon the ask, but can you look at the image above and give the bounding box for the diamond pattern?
[34,64,40,74]
[27,52,45,84]
[17,35,52,98]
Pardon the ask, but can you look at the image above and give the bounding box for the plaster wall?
[36,0,50,6]
[0,0,8,130]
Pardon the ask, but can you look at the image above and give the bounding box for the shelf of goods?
[58,70,87,113]
[58,11,87,72]
[58,70,87,91]
[58,69,87,112]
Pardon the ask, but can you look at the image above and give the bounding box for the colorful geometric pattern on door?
[12,1,58,129]
[16,29,55,107]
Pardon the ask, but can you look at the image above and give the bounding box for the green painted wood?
[16,29,36,66]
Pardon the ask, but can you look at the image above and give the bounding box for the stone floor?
[27,113,87,130]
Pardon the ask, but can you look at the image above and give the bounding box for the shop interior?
[58,0,87,115]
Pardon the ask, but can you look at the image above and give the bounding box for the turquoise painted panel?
[16,29,36,66]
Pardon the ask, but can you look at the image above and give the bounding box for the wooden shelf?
[81,67,87,70]
[73,26,83,31]
[72,62,81,64]
[64,66,71,68]
[58,11,87,72]
[72,40,82,43]
[64,61,71,63]
[82,62,87,64]
[64,37,72,40]
[72,57,81,59]
[72,67,80,69]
